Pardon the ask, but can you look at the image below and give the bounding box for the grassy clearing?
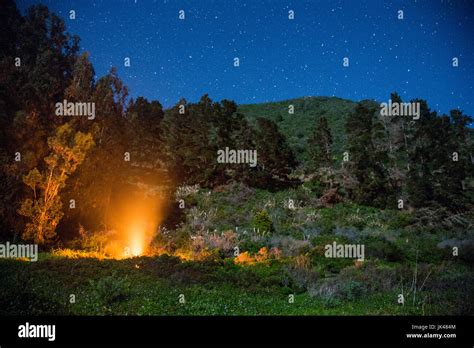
[0,252,471,315]
[1,185,472,316]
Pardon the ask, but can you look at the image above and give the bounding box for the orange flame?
[126,221,147,257]
[102,185,166,259]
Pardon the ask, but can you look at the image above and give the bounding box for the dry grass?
[51,248,110,259]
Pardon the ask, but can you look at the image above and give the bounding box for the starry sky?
[17,0,474,117]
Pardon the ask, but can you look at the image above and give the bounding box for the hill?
[238,96,360,165]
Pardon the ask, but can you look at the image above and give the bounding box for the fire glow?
[126,221,148,257]
[102,187,166,259]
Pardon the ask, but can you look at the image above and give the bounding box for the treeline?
[308,97,473,210]
[0,1,472,246]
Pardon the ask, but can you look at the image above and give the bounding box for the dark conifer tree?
[254,117,297,188]
[345,102,394,208]
[308,116,333,169]
[161,96,216,186]
[407,101,472,210]
[127,96,165,170]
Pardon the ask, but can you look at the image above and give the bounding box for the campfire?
[100,188,166,259]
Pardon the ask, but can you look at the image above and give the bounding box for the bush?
[269,236,311,256]
[309,235,353,274]
[234,247,275,265]
[401,237,444,264]
[186,206,218,233]
[239,234,267,254]
[424,264,474,315]
[70,226,111,253]
[339,280,367,301]
[89,271,131,305]
[339,262,397,293]
[190,230,238,259]
[253,209,274,234]
[387,211,412,229]
[284,254,318,293]
[304,177,326,197]
[362,236,403,262]
[223,182,255,205]
[309,278,339,304]
[309,277,367,303]
[233,251,254,264]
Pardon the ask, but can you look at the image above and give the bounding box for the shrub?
[424,264,474,315]
[239,237,266,254]
[310,234,350,250]
[284,254,318,293]
[70,226,112,254]
[234,251,254,265]
[362,236,403,262]
[309,278,339,304]
[252,210,274,235]
[175,184,200,198]
[304,177,325,196]
[187,206,218,233]
[233,247,272,265]
[310,235,353,274]
[89,271,131,305]
[208,230,238,255]
[269,236,311,256]
[320,188,343,206]
[339,262,397,293]
[52,248,107,259]
[191,230,238,259]
[309,277,367,303]
[338,280,367,301]
[437,239,474,264]
[223,182,255,205]
[387,211,412,229]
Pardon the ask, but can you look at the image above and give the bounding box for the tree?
[161,96,216,186]
[0,0,81,240]
[308,116,333,170]
[18,4,79,118]
[209,98,257,185]
[254,117,297,188]
[127,96,164,169]
[449,109,473,183]
[65,52,95,102]
[406,102,472,210]
[307,116,335,192]
[378,92,416,201]
[345,102,394,208]
[18,123,94,245]
[65,68,130,232]
[229,111,257,185]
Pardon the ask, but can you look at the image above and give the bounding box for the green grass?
[0,253,470,316]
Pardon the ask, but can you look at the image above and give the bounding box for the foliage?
[253,117,298,187]
[18,123,94,244]
[252,209,274,234]
[308,116,333,170]
[345,102,395,208]
[89,271,131,306]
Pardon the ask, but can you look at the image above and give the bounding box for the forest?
[0,1,473,315]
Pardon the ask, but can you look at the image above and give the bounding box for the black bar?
[0,316,472,346]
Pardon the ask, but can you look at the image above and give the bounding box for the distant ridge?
[238,96,373,164]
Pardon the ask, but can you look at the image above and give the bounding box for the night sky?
[17,0,474,117]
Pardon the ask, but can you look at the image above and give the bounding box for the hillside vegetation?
[239,96,361,164]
